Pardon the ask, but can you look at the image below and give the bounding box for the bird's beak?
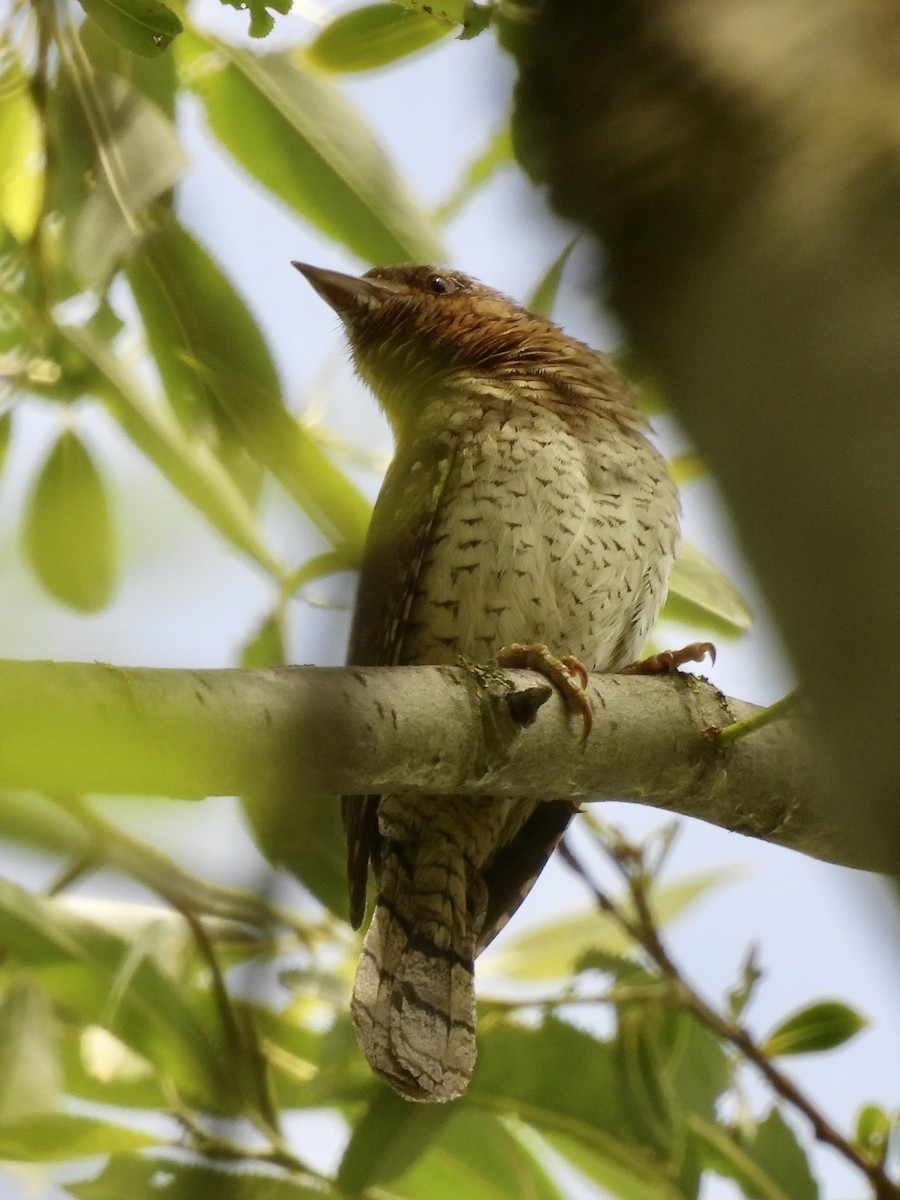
[292,262,400,321]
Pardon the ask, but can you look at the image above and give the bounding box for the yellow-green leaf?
[306,4,451,73]
[761,1000,867,1057]
[663,540,752,638]
[23,429,118,612]
[0,56,44,243]
[76,0,182,58]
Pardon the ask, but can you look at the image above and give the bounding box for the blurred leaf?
[761,1000,867,1058]
[240,611,285,667]
[539,1129,682,1200]
[220,0,292,40]
[855,1104,891,1166]
[59,323,281,576]
[392,0,490,37]
[179,30,443,264]
[241,788,348,919]
[68,1157,326,1199]
[126,213,371,556]
[76,0,182,57]
[708,1109,818,1200]
[337,1089,452,1192]
[386,1108,566,1200]
[22,428,118,612]
[0,982,60,1122]
[53,51,185,286]
[527,238,579,318]
[0,409,13,479]
[471,1019,687,1198]
[482,866,738,983]
[79,17,178,117]
[0,1112,154,1163]
[0,53,44,243]
[727,944,763,1020]
[663,540,753,638]
[0,880,235,1109]
[306,4,451,73]
[667,450,706,485]
[435,123,512,221]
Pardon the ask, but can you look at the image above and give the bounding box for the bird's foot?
[494,643,592,740]
[620,641,716,675]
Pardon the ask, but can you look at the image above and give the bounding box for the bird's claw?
[620,641,716,675]
[494,642,593,741]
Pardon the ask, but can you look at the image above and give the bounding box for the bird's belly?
[400,427,672,672]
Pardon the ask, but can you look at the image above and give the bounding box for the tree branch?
[0,657,876,871]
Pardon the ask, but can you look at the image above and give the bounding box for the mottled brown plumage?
[295,261,680,1102]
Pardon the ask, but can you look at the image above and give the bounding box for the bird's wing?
[342,429,461,929]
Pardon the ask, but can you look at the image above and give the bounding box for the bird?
[294,261,682,1102]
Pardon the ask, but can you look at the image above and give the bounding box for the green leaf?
[76,0,182,56]
[527,238,579,318]
[761,1000,867,1057]
[392,0,490,36]
[0,981,59,1122]
[434,123,512,222]
[663,540,753,638]
[179,30,444,264]
[239,611,286,667]
[52,61,185,286]
[0,53,44,242]
[67,1156,324,1199]
[0,880,236,1109]
[241,788,348,919]
[58,323,281,577]
[220,0,293,40]
[855,1104,891,1166]
[482,866,738,983]
[306,4,451,73]
[79,16,178,117]
[727,944,764,1020]
[0,1112,154,1163]
[667,450,706,485]
[338,1089,452,1192]
[22,429,118,612]
[126,212,370,556]
[0,409,13,479]
[714,1109,818,1200]
[386,1108,566,1200]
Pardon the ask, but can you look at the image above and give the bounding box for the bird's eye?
[428,274,456,295]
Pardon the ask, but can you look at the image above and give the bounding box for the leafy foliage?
[0,1,893,1199]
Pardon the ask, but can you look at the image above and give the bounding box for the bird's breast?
[399,400,679,672]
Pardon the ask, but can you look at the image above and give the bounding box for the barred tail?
[350,845,479,1103]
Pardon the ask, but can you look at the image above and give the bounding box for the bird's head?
[294,261,608,439]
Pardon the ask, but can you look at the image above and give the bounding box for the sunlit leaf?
[76,0,182,57]
[0,54,44,242]
[707,1109,818,1200]
[22,429,118,612]
[179,30,443,264]
[52,58,185,285]
[126,211,371,556]
[527,238,579,317]
[240,611,286,668]
[855,1104,891,1166]
[0,982,59,1122]
[220,0,292,40]
[392,0,490,37]
[79,16,178,117]
[68,1156,324,1199]
[0,880,236,1109]
[306,4,451,73]
[482,866,739,983]
[0,1112,154,1163]
[59,323,280,576]
[761,1000,867,1058]
[663,540,753,638]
